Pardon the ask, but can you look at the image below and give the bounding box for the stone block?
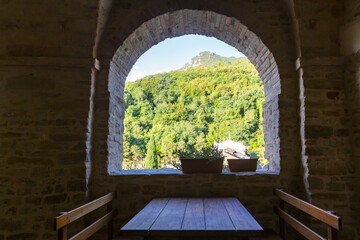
[306,125,332,139]
[32,224,40,231]
[16,187,32,196]
[41,186,53,195]
[7,233,38,240]
[0,218,24,231]
[142,184,166,195]
[54,184,65,193]
[354,136,360,147]
[36,140,62,150]
[326,181,345,191]
[327,163,348,175]
[308,176,324,190]
[67,179,85,192]
[0,132,23,138]
[7,44,34,56]
[5,207,16,216]
[24,197,41,205]
[326,91,339,100]
[30,167,50,178]
[117,183,140,194]
[69,166,86,178]
[44,194,67,204]
[58,152,86,165]
[50,134,84,142]
[72,193,85,204]
[6,74,54,90]
[312,193,344,202]
[306,147,324,156]
[7,157,53,166]
[243,185,273,196]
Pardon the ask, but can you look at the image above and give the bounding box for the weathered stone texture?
[1,0,360,239]
[0,1,98,238]
[298,58,359,237]
[294,0,343,57]
[344,52,360,237]
[0,1,98,58]
[0,66,92,239]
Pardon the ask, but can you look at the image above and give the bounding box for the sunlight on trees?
[122,58,267,170]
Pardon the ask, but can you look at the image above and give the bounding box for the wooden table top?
[120,197,263,237]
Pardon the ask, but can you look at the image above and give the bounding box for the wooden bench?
[54,192,117,240]
[273,189,342,240]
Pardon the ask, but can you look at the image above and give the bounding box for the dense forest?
[122,52,267,169]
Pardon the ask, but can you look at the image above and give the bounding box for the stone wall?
[298,58,356,237]
[92,0,303,238]
[0,1,97,239]
[343,0,360,174]
[0,63,92,240]
[293,0,359,237]
[342,2,360,236]
[344,52,360,239]
[1,0,360,239]
[341,0,360,55]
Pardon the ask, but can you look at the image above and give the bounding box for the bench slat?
[69,209,117,240]
[55,192,115,230]
[275,207,326,240]
[274,189,341,230]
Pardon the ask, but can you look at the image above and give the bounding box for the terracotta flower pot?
[227,158,258,172]
[180,158,224,173]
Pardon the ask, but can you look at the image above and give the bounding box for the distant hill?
[180,51,244,70]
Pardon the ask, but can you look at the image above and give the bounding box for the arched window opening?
[121,35,267,171]
[107,10,281,174]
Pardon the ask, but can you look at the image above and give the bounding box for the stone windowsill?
[109,168,279,176]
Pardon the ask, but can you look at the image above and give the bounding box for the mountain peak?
[181,51,243,70]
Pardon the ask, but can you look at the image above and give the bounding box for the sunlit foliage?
[122,59,267,169]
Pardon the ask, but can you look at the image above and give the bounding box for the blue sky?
[126,35,245,82]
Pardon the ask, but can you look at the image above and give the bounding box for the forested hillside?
[181,51,243,70]
[123,53,266,169]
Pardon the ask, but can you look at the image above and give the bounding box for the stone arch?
[107,9,281,173]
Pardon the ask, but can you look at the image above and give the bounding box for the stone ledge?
[295,56,345,70]
[0,56,94,69]
[109,168,279,176]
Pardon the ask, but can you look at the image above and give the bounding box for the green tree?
[145,136,158,169]
[122,56,267,169]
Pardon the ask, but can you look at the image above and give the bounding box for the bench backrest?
[274,189,341,240]
[54,192,117,240]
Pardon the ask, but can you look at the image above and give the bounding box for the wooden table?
[119,198,263,239]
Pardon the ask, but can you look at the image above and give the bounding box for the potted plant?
[227,152,259,172]
[176,146,224,174]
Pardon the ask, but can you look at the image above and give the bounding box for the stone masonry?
[0,0,360,240]
[108,10,282,173]
[0,1,98,239]
[92,0,302,238]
